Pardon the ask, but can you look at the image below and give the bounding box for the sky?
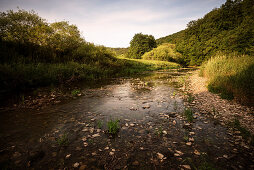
[0,0,226,47]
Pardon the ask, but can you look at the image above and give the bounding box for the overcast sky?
[0,0,226,47]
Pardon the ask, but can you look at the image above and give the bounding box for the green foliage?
[57,133,69,146]
[175,0,254,65]
[97,120,103,129]
[200,55,254,105]
[107,119,120,135]
[127,33,157,59]
[108,47,128,56]
[184,108,193,122]
[186,92,195,103]
[142,43,184,65]
[71,89,80,96]
[156,30,185,45]
[155,126,163,136]
[230,119,254,145]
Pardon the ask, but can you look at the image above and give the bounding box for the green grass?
[228,119,254,146]
[186,92,195,103]
[71,89,80,96]
[184,108,194,122]
[57,133,69,146]
[200,55,254,105]
[155,126,163,136]
[97,120,103,129]
[107,119,120,135]
[0,58,180,93]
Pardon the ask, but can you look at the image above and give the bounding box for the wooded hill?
[157,0,254,65]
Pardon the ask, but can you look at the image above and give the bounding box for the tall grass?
[0,58,180,93]
[200,55,254,105]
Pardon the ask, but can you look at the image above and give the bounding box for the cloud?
[0,0,226,47]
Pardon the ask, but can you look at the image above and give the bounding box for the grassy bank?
[200,55,254,105]
[0,58,180,93]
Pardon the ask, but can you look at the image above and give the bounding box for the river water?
[0,69,253,169]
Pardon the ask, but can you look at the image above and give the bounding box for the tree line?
[157,0,254,65]
[0,9,115,65]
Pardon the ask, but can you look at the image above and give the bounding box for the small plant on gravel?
[184,108,194,122]
[173,101,178,111]
[155,126,163,136]
[230,119,253,144]
[97,120,103,129]
[187,92,194,103]
[183,134,189,142]
[107,119,120,135]
[173,91,177,97]
[71,89,80,96]
[57,133,69,146]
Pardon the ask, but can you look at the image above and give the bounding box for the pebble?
[181,165,191,169]
[92,133,100,138]
[66,154,71,159]
[132,161,139,166]
[79,165,87,170]
[162,130,167,135]
[189,138,194,142]
[13,152,21,158]
[186,142,192,146]
[109,152,114,156]
[83,142,88,147]
[105,147,109,150]
[157,153,164,159]
[194,150,200,155]
[73,162,80,168]
[173,120,177,125]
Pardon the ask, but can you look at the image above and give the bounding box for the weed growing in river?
[184,108,194,122]
[155,126,163,136]
[107,119,120,135]
[97,120,103,129]
[173,101,178,111]
[71,89,80,96]
[187,92,194,103]
[57,133,69,146]
[230,119,254,145]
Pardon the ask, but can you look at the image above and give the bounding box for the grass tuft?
[107,119,120,135]
[184,108,194,122]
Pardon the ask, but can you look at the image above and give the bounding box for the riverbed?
[0,69,253,169]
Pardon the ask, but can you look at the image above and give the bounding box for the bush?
[142,43,184,64]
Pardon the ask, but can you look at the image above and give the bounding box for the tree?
[49,21,83,52]
[127,33,157,59]
[0,9,51,45]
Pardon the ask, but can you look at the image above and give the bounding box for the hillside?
[157,0,254,65]
[156,30,185,45]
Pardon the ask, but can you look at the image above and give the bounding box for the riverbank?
[0,59,179,110]
[187,70,254,139]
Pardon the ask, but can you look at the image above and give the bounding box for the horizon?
[0,0,226,48]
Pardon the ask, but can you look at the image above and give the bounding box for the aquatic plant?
[184,108,193,122]
[97,120,103,129]
[57,133,69,146]
[107,119,120,135]
[71,89,80,96]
